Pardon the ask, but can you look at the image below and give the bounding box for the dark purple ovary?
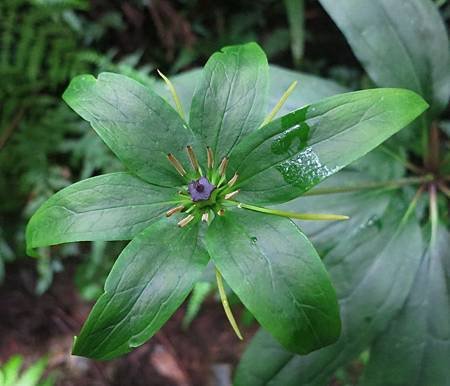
[188,177,215,201]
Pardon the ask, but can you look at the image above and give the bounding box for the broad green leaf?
[154,65,346,119]
[26,172,175,256]
[234,201,423,386]
[205,208,340,355]
[319,0,450,118]
[72,217,209,360]
[229,88,428,204]
[63,72,199,187]
[189,43,269,159]
[363,225,450,386]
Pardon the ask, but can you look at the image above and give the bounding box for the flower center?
[188,177,215,201]
[165,146,241,226]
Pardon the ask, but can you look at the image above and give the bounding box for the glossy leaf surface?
[63,72,198,187]
[26,173,175,256]
[72,218,209,360]
[206,208,340,355]
[189,43,269,159]
[230,88,428,204]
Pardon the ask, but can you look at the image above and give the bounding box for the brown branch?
[426,121,440,171]
[148,0,196,61]
[0,106,25,150]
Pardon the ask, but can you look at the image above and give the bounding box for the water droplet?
[275,147,332,191]
[250,237,258,244]
[364,215,381,230]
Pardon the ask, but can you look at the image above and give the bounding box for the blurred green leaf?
[182,281,213,329]
[319,0,450,118]
[283,0,305,67]
[363,224,450,385]
[0,355,54,386]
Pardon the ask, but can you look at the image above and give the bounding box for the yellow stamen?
[224,189,240,200]
[219,157,229,176]
[186,145,200,173]
[227,173,239,187]
[167,153,187,176]
[165,205,184,217]
[177,214,195,227]
[207,146,214,169]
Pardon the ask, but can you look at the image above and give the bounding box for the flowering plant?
[26,43,427,360]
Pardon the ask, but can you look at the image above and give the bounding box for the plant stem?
[437,182,450,199]
[215,268,243,340]
[303,175,434,196]
[429,184,439,246]
[227,200,349,221]
[426,121,440,171]
[399,185,424,227]
[379,145,423,174]
[0,106,25,150]
[421,115,429,165]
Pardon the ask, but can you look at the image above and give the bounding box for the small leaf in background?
[182,281,213,330]
[0,355,55,386]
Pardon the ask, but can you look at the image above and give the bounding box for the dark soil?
[0,260,256,386]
